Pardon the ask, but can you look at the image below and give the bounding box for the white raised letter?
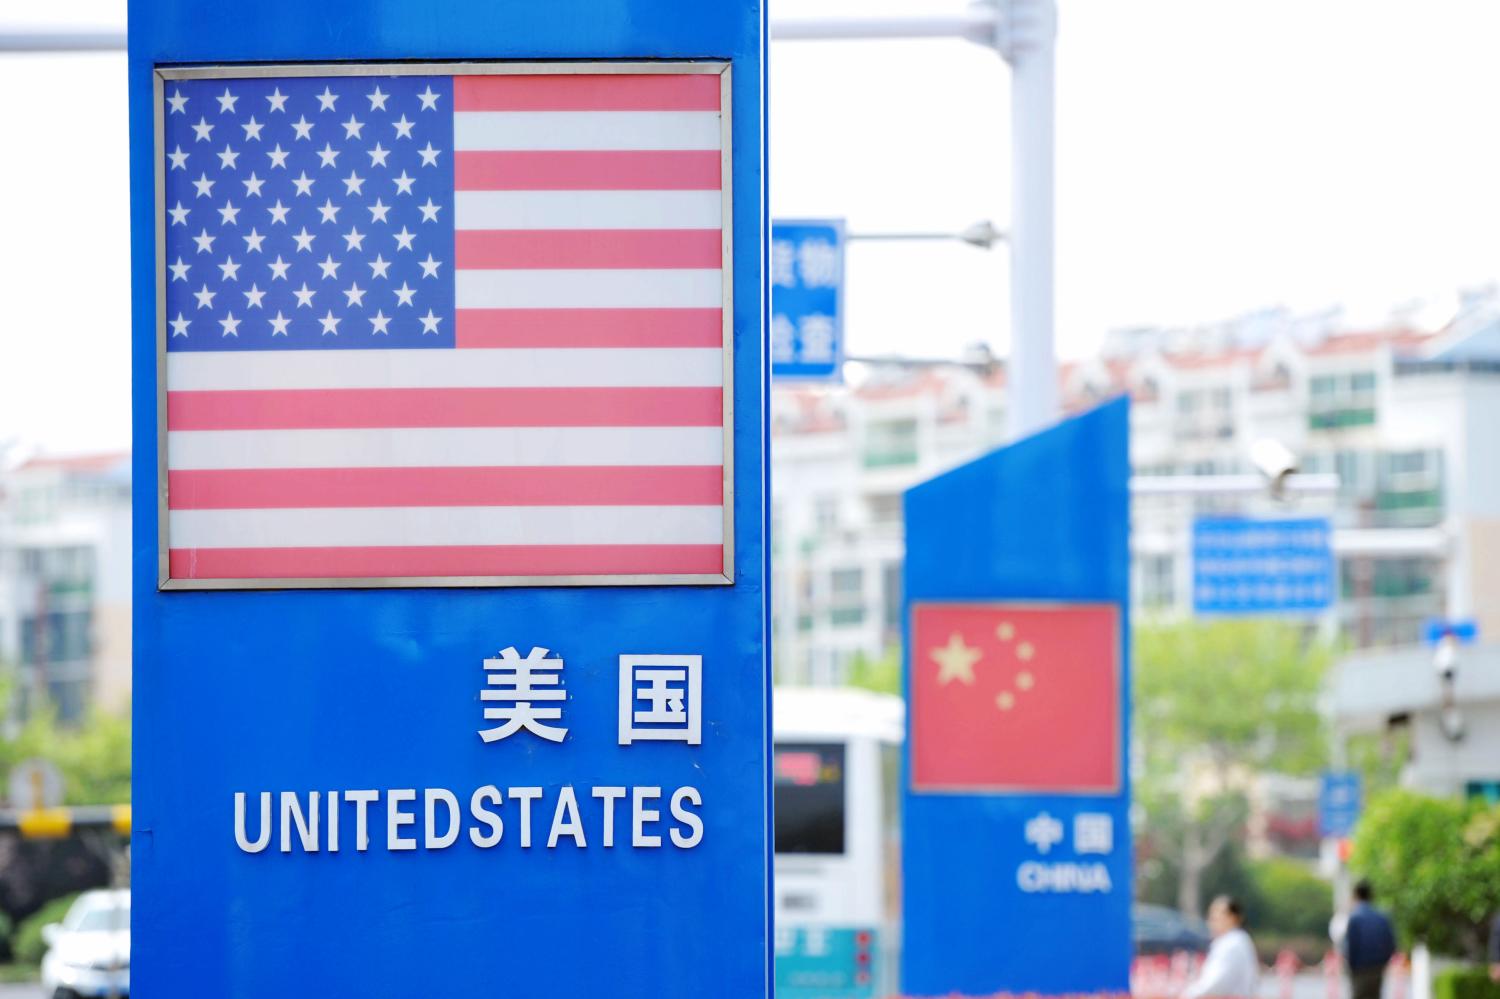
[327,790,340,852]
[633,786,662,847]
[548,786,587,848]
[469,785,504,847]
[280,791,320,853]
[388,788,417,851]
[345,789,378,851]
[425,788,460,849]
[508,786,542,847]
[670,786,703,848]
[235,791,272,853]
[592,786,626,847]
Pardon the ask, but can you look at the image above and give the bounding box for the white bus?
[773,687,904,999]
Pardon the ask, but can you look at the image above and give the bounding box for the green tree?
[1135,620,1332,917]
[846,648,901,696]
[0,666,131,804]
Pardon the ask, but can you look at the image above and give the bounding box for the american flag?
[158,68,731,587]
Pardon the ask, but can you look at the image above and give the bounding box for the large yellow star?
[931,632,981,685]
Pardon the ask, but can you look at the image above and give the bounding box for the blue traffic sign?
[771,219,845,381]
[130,4,770,998]
[1424,617,1478,644]
[1193,516,1335,615]
[1319,771,1362,839]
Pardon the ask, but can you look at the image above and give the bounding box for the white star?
[392,115,414,139]
[268,255,291,280]
[216,88,239,114]
[367,198,391,223]
[242,283,267,308]
[291,116,314,141]
[168,145,189,170]
[292,283,316,308]
[170,312,191,337]
[316,144,340,170]
[416,86,440,111]
[192,117,214,142]
[393,281,416,307]
[193,284,216,309]
[217,257,240,281]
[393,227,415,251]
[343,227,366,251]
[192,173,215,198]
[319,310,342,335]
[267,144,289,169]
[216,145,239,170]
[316,87,338,112]
[367,86,389,111]
[269,311,291,335]
[242,228,266,253]
[293,228,316,252]
[193,229,216,254]
[366,143,390,167]
[168,201,190,226]
[318,199,341,224]
[240,116,264,141]
[317,254,341,279]
[169,257,190,281]
[219,312,241,337]
[167,91,188,115]
[342,171,365,195]
[266,88,289,113]
[392,171,415,195]
[343,282,366,306]
[217,201,240,225]
[241,172,266,197]
[342,115,364,139]
[418,198,441,223]
[418,254,442,279]
[369,310,391,334]
[419,309,442,334]
[367,254,392,279]
[292,172,315,197]
[267,200,290,225]
[417,143,441,167]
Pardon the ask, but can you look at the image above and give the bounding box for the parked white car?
[38,889,129,999]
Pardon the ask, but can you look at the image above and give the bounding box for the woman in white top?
[1184,896,1261,999]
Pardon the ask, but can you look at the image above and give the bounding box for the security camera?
[1250,439,1299,500]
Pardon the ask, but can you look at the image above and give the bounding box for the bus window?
[774,742,846,855]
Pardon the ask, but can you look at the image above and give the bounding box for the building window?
[881,562,902,638]
[1140,555,1175,610]
[829,568,865,627]
[864,418,919,468]
[866,493,902,526]
[1309,371,1377,430]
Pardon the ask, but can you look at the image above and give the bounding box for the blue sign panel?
[902,400,1133,996]
[771,219,844,381]
[1424,617,1479,644]
[1193,516,1335,615]
[1319,771,1362,839]
[129,5,769,998]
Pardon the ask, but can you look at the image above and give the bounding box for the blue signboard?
[129,4,769,997]
[771,219,844,381]
[1319,771,1362,839]
[902,400,1133,996]
[1424,618,1479,644]
[1193,516,1335,615]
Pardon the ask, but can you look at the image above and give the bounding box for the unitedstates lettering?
[234,785,704,854]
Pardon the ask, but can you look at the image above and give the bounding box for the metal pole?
[0,29,126,52]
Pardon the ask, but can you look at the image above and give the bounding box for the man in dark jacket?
[1344,880,1397,999]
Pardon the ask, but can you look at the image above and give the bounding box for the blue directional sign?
[1424,618,1479,644]
[902,400,1133,996]
[771,219,845,381]
[129,4,769,997]
[1193,516,1335,615]
[1319,771,1362,839]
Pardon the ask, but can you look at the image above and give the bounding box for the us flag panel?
[155,64,732,589]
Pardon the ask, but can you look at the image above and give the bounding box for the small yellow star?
[997,621,1015,641]
[1017,641,1035,661]
[931,632,981,685]
[1017,671,1035,691]
[996,692,1015,711]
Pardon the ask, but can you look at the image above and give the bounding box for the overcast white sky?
[4,0,1500,453]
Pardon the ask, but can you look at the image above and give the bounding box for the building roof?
[16,451,130,474]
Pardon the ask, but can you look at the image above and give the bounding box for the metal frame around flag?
[152,60,736,590]
[906,599,1124,796]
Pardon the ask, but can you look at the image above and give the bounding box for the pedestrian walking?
[1344,880,1397,999]
[1184,896,1260,999]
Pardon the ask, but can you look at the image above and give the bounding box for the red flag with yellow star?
[910,602,1121,792]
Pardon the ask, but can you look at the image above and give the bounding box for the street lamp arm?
[770,11,999,45]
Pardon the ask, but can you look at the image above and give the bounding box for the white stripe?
[168,347,722,391]
[167,427,725,470]
[454,190,721,230]
[453,111,720,151]
[170,505,724,548]
[455,269,722,310]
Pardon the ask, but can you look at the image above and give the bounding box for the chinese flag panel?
[910,602,1120,793]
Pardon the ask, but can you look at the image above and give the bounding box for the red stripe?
[453,74,720,112]
[166,387,723,430]
[455,150,721,191]
[456,308,722,348]
[169,544,724,579]
[168,466,724,509]
[455,229,721,270]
